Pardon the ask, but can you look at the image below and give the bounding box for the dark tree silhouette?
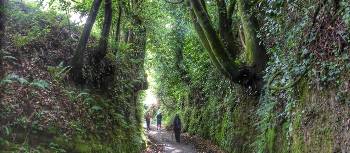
[71,0,102,83]
[0,0,6,104]
[0,0,6,79]
[93,0,112,63]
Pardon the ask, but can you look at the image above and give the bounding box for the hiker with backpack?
[173,114,181,143]
[156,112,163,130]
[145,112,151,131]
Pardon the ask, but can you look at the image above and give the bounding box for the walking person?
[145,112,151,131]
[156,112,162,130]
[173,114,181,143]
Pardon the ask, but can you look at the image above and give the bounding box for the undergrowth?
[0,1,145,152]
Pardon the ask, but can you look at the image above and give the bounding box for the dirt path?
[145,125,196,153]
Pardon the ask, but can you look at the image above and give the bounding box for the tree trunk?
[216,0,238,60]
[93,0,112,63]
[114,4,122,52]
[0,0,6,103]
[71,0,102,84]
[0,0,6,79]
[187,5,228,77]
[187,0,267,88]
[189,0,241,80]
[237,0,267,74]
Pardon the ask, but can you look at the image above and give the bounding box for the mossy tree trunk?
[71,0,102,84]
[86,0,113,88]
[186,0,267,88]
[237,0,267,74]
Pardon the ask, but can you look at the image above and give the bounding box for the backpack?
[173,116,181,129]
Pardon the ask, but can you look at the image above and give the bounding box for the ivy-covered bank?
[148,0,350,152]
[256,0,350,152]
[0,1,146,152]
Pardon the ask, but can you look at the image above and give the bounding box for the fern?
[1,74,15,84]
[0,73,28,85]
[1,50,18,65]
[76,92,90,99]
[30,80,50,90]
[1,50,10,55]
[3,56,17,61]
[47,61,71,83]
[91,105,103,111]
[17,77,29,85]
[63,89,76,101]
[1,73,50,91]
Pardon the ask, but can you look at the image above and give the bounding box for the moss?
[72,135,91,152]
[280,122,290,153]
[289,80,339,153]
[266,127,275,153]
[289,80,307,153]
[47,126,60,135]
[0,124,144,153]
[291,110,303,153]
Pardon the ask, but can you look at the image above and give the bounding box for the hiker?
[145,112,151,131]
[173,114,181,143]
[156,112,162,130]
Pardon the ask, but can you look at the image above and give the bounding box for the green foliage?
[1,73,28,85]
[144,2,257,152]
[342,0,350,28]
[48,62,71,83]
[8,1,72,48]
[13,26,49,47]
[1,1,147,152]
[1,74,50,90]
[2,50,18,62]
[2,0,349,152]
[12,20,51,48]
[144,0,350,152]
[49,142,67,153]
[254,1,350,152]
[30,80,50,90]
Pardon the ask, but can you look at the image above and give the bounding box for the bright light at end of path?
[144,89,158,106]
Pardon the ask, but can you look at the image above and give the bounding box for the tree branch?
[71,0,102,84]
[227,0,236,19]
[237,0,267,73]
[187,0,231,78]
[94,0,113,63]
[190,0,243,80]
[216,0,237,60]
